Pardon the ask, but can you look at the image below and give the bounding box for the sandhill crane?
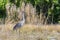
[13,11,25,30]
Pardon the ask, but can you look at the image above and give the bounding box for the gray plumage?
[13,12,25,30]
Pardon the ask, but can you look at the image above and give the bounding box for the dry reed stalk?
[25,3,37,24]
[5,3,23,24]
[30,6,36,24]
[5,3,17,24]
[25,3,31,23]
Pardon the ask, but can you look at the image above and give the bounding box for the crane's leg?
[18,29,20,39]
[19,29,20,36]
[15,29,17,34]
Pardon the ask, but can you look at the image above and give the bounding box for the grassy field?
[0,24,60,40]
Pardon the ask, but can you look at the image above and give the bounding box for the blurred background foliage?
[0,0,60,24]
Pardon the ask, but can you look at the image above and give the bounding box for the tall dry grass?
[5,3,20,24]
[25,3,37,23]
[5,2,40,24]
[0,24,60,40]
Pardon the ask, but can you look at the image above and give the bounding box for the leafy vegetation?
[0,0,60,24]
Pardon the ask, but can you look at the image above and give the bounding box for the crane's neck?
[22,12,25,21]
